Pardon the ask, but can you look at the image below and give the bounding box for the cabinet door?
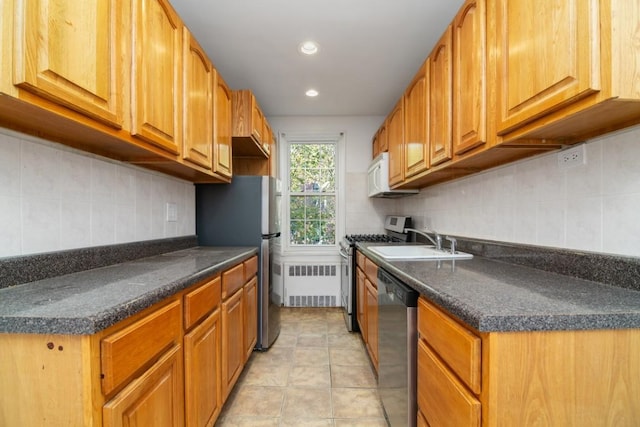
[243,277,258,362]
[251,96,264,142]
[453,0,487,155]
[356,267,367,340]
[387,98,405,186]
[12,0,123,128]
[378,123,388,153]
[221,288,244,399]
[494,0,600,134]
[404,59,430,178]
[429,25,453,166]
[184,309,221,427]
[182,28,213,169]
[131,0,182,155]
[103,345,184,427]
[213,71,233,179]
[365,278,378,371]
[417,339,480,427]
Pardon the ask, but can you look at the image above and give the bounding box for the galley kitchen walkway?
[215,307,387,426]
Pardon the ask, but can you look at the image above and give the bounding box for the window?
[287,139,338,246]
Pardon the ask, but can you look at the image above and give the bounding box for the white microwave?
[367,152,419,198]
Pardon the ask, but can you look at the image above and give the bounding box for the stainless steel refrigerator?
[195,176,281,350]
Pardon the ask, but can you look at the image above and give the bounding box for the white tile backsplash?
[398,125,640,257]
[0,127,195,257]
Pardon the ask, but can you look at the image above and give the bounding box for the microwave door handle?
[374,164,382,192]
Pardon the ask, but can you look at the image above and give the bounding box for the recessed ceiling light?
[305,89,319,97]
[299,41,319,55]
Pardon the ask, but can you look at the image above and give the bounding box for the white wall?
[267,115,399,237]
[399,125,640,257]
[0,128,195,257]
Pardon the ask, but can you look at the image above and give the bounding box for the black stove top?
[344,234,397,244]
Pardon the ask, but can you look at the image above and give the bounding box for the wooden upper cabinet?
[213,70,233,179]
[387,98,405,186]
[232,89,269,157]
[12,0,123,128]
[494,0,600,135]
[182,28,213,170]
[404,59,429,178]
[378,123,389,153]
[251,100,264,142]
[453,0,487,155]
[429,25,453,166]
[131,0,182,155]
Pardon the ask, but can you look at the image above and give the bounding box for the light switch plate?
[166,202,178,222]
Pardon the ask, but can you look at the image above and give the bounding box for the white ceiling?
[171,0,465,117]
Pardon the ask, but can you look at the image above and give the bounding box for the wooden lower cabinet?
[0,257,257,427]
[417,409,429,427]
[221,287,245,400]
[103,344,184,427]
[243,276,258,362]
[184,309,222,427]
[365,278,379,370]
[356,250,379,372]
[417,296,640,426]
[356,267,367,339]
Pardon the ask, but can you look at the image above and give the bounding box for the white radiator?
[283,263,340,307]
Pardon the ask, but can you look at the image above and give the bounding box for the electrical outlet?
[558,145,586,168]
[166,202,178,222]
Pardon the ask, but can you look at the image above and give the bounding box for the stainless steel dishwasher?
[377,267,418,427]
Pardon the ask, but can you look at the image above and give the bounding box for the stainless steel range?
[338,215,412,331]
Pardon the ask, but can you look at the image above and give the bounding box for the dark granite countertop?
[0,246,257,335]
[357,242,640,333]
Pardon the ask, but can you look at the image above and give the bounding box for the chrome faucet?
[404,228,442,250]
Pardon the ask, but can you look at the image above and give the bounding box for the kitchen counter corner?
[0,246,257,335]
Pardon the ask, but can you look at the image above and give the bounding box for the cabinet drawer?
[418,339,480,427]
[244,255,258,280]
[356,250,365,269]
[418,298,481,393]
[222,263,244,300]
[101,300,181,395]
[184,275,221,330]
[364,257,378,285]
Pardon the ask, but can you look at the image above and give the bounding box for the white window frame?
[279,132,345,256]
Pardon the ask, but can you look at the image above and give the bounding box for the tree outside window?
[288,142,336,245]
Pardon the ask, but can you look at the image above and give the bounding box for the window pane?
[288,141,337,246]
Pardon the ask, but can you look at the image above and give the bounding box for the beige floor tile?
[294,347,330,366]
[215,416,280,426]
[216,308,388,426]
[272,333,297,348]
[283,387,332,418]
[329,347,371,366]
[297,333,328,347]
[222,386,284,418]
[288,365,331,387]
[333,418,388,427]
[298,321,329,334]
[330,364,377,388]
[328,333,365,349]
[331,388,384,418]
[251,346,295,365]
[241,361,291,387]
[280,418,334,426]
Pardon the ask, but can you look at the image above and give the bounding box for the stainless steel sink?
[367,245,473,260]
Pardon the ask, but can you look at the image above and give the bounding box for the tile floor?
[215,307,388,426]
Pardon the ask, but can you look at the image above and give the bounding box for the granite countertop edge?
[358,243,640,333]
[0,246,258,335]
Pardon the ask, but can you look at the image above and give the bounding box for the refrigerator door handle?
[262,232,281,239]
